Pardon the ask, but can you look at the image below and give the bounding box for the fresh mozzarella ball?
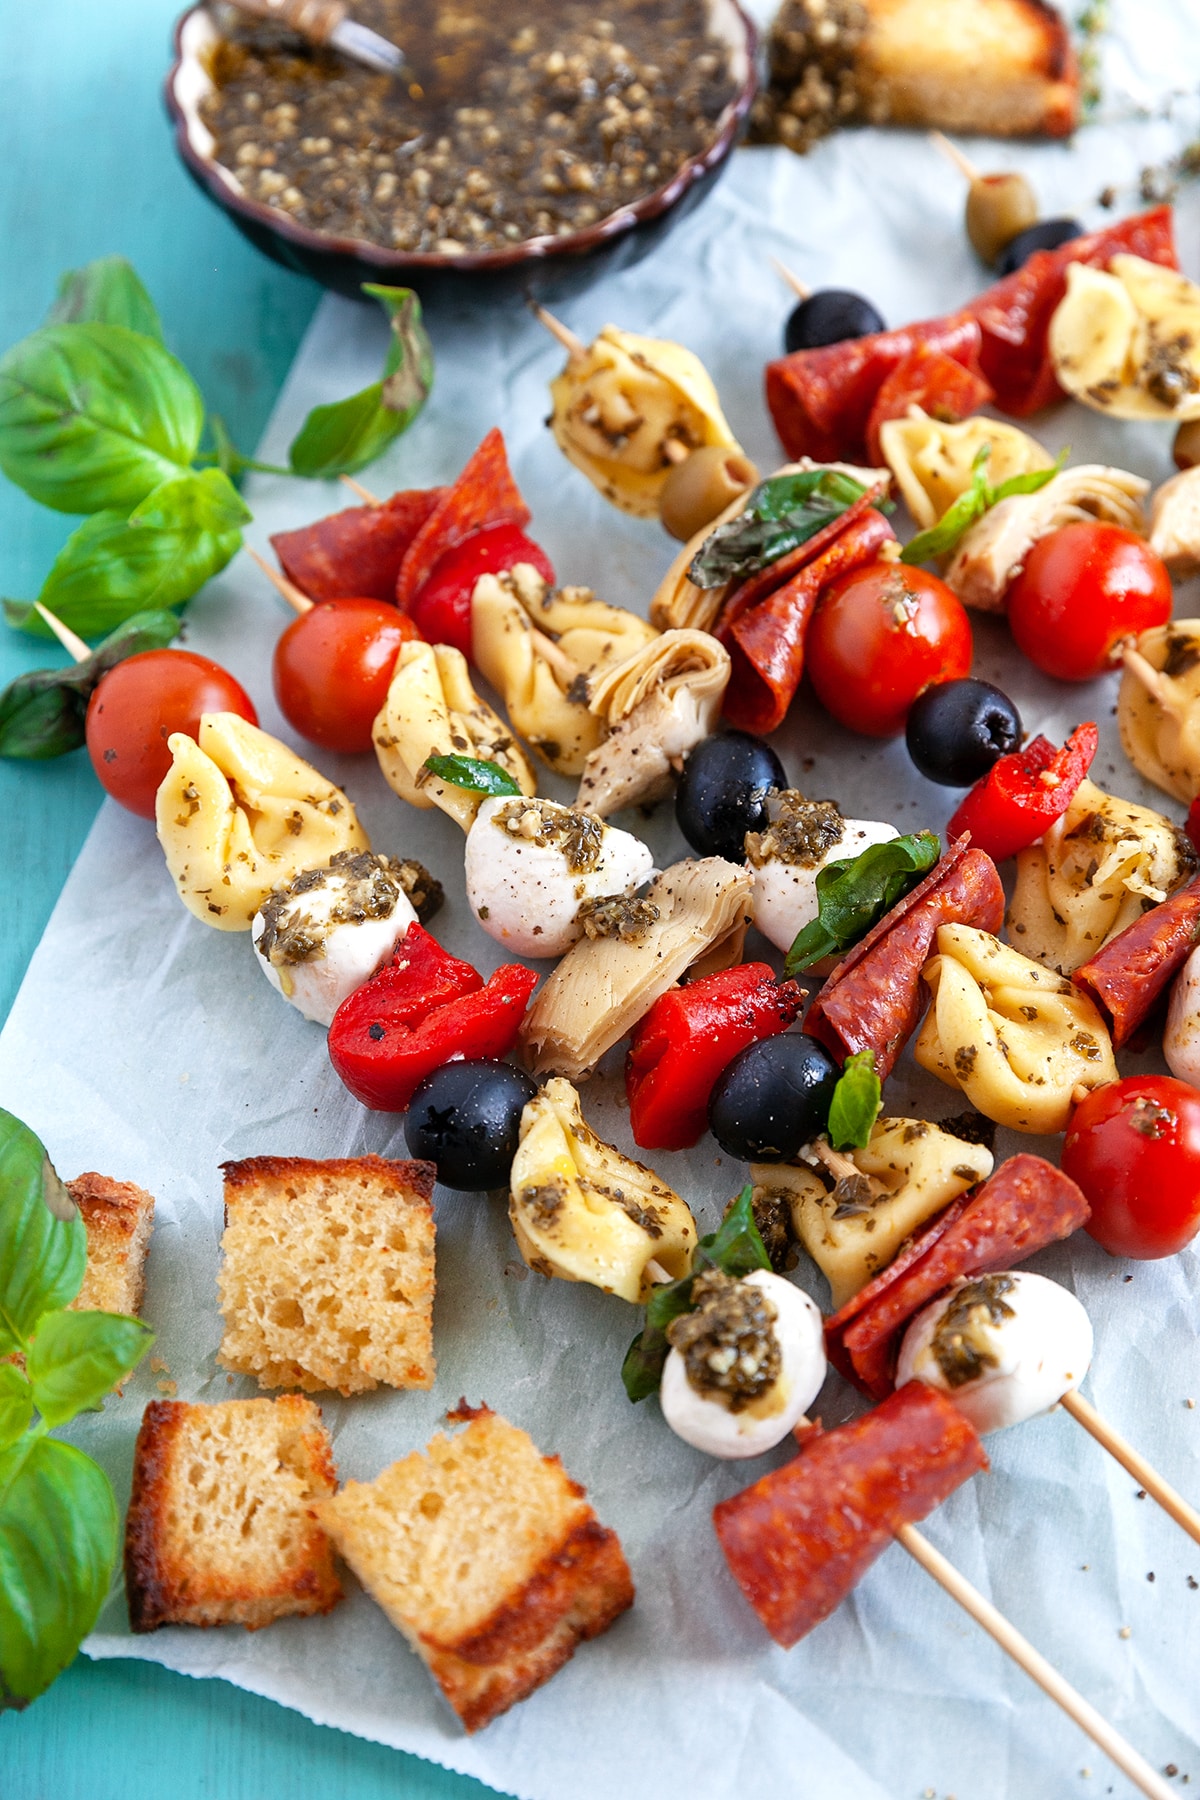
[660,1270,826,1459]
[1165,945,1200,1087]
[465,795,654,958]
[251,853,418,1027]
[896,1270,1093,1435]
[750,819,898,954]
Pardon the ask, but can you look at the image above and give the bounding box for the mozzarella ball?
[1165,945,1200,1087]
[465,795,654,958]
[251,854,417,1026]
[750,819,898,954]
[660,1270,826,1459]
[896,1270,1093,1434]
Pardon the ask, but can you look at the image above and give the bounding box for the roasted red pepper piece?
[271,488,444,604]
[328,925,482,1104]
[625,963,806,1151]
[863,343,995,467]
[946,722,1098,863]
[396,428,531,611]
[410,522,555,660]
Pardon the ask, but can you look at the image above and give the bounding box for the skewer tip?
[531,303,587,362]
[771,257,810,301]
[929,130,983,184]
[246,544,313,615]
[339,472,382,506]
[33,602,91,664]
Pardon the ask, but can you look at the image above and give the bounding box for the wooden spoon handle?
[227,0,348,46]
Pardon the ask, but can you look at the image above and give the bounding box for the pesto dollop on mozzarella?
[251,850,419,1026]
[464,795,654,958]
[745,791,898,956]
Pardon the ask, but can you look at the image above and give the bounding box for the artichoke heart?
[577,629,731,816]
[509,1078,696,1301]
[879,408,1054,532]
[753,1118,994,1311]
[915,925,1117,1135]
[549,325,737,519]
[156,712,367,932]
[1049,256,1200,421]
[1118,620,1200,804]
[372,640,536,831]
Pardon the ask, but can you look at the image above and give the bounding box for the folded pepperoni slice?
[396,428,531,611]
[864,344,995,467]
[1074,870,1200,1048]
[271,488,444,604]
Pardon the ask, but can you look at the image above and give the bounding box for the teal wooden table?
[1,8,500,1797]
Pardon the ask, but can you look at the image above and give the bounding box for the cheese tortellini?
[577,629,731,816]
[879,408,1053,531]
[1049,255,1200,422]
[752,1118,994,1310]
[372,640,536,831]
[509,1078,696,1302]
[1007,778,1194,973]
[471,563,658,776]
[156,712,367,932]
[1118,621,1200,805]
[914,926,1117,1135]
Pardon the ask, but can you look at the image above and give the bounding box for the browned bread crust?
[221,1153,437,1206]
[126,1396,342,1632]
[68,1172,155,1316]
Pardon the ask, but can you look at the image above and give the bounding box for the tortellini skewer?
[1118,621,1200,804]
[879,408,1054,532]
[1049,255,1200,422]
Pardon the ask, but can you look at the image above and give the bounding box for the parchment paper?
[4,3,1200,1793]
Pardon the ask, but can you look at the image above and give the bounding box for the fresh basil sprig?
[688,468,869,590]
[0,1108,153,1710]
[47,257,165,342]
[784,830,941,975]
[0,610,180,760]
[621,1186,770,1402]
[424,754,522,797]
[826,1050,882,1151]
[288,285,433,480]
[900,445,1068,567]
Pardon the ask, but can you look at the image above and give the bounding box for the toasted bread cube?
[125,1396,342,1632]
[68,1172,155,1316]
[217,1155,436,1396]
[320,1407,634,1733]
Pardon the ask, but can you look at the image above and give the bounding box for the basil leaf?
[7,470,248,639]
[784,830,941,975]
[0,1367,33,1454]
[993,454,1069,500]
[688,469,867,589]
[699,1183,772,1281]
[0,609,179,759]
[27,1310,153,1427]
[0,1435,118,1709]
[826,1050,882,1151]
[47,257,164,343]
[288,285,433,479]
[424,754,522,797]
[0,1111,84,1356]
[0,322,204,515]
[901,447,1067,566]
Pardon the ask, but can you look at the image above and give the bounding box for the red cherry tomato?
[1062,1075,1200,1260]
[273,598,420,755]
[85,650,257,820]
[1006,523,1173,682]
[408,522,555,659]
[806,561,974,737]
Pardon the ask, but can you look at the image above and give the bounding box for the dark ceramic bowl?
[165,2,757,307]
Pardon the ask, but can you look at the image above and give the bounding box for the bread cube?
[68,1172,155,1315]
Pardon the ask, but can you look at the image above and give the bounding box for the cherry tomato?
[806,561,974,737]
[1006,523,1173,682]
[1062,1075,1200,1259]
[408,523,555,659]
[273,598,420,755]
[86,650,257,820]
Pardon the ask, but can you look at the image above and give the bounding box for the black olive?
[784,290,886,355]
[708,1034,840,1163]
[675,731,787,862]
[994,217,1083,277]
[404,1059,537,1191]
[905,678,1023,787]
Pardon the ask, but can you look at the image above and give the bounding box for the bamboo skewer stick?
[771,258,810,301]
[246,545,313,615]
[532,304,587,363]
[645,1258,673,1286]
[339,473,382,505]
[897,1522,1174,1800]
[929,130,982,185]
[34,603,91,664]
[529,623,583,686]
[1062,1389,1200,1549]
[1122,642,1178,710]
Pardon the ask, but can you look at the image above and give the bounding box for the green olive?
[966,173,1039,266]
[660,445,759,542]
[1174,420,1200,470]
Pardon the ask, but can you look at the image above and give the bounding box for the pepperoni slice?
[396,428,531,611]
[1074,870,1200,1048]
[271,488,444,604]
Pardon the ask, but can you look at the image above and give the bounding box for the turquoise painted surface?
[1,6,496,1795]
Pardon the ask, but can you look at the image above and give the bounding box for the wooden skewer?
[1122,642,1178,710]
[662,438,691,466]
[645,1258,673,1286]
[929,130,983,185]
[246,545,313,615]
[34,602,90,664]
[532,303,587,363]
[339,472,381,505]
[771,257,809,301]
[897,1522,1174,1800]
[530,624,583,687]
[1061,1388,1200,1549]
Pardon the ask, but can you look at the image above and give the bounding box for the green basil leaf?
[0,1111,85,1357]
[0,609,179,759]
[698,1183,772,1281]
[901,447,1067,566]
[47,257,164,342]
[27,1310,154,1427]
[991,450,1068,501]
[288,285,433,479]
[424,754,522,797]
[0,322,204,515]
[688,469,867,589]
[0,1367,33,1454]
[0,1435,118,1709]
[7,470,248,639]
[826,1050,882,1151]
[784,830,942,975]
